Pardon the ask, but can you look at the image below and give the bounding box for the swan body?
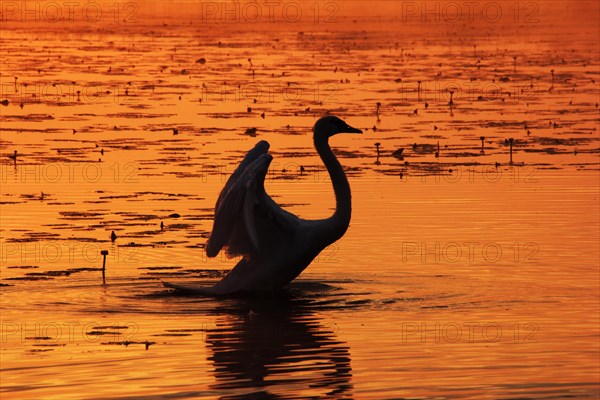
[202,116,361,295]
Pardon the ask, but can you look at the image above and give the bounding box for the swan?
[166,116,361,295]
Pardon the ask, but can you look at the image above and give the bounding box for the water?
[1,1,599,398]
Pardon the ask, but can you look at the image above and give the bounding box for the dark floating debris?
[392,148,404,158]
[101,340,156,350]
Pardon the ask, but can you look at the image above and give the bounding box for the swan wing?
[215,140,270,213]
[206,150,297,258]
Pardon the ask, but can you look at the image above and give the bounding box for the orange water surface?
[1,1,599,399]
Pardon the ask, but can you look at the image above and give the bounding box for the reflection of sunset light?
[1,1,598,398]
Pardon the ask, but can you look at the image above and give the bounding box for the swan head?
[314,116,362,139]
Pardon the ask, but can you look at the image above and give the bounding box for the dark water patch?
[142,271,191,277]
[162,147,197,151]
[87,330,123,336]
[6,265,39,269]
[184,214,212,221]
[1,127,63,133]
[133,229,163,236]
[66,267,103,273]
[1,114,54,122]
[166,171,209,179]
[5,276,54,281]
[345,166,365,176]
[182,269,229,278]
[345,299,373,305]
[411,143,437,154]
[446,151,486,157]
[270,150,314,159]
[531,136,597,146]
[384,297,427,304]
[134,191,195,199]
[204,112,262,119]
[166,223,193,229]
[20,193,48,200]
[152,333,191,337]
[115,211,159,221]
[139,266,182,270]
[99,194,140,200]
[92,325,129,330]
[49,147,90,155]
[24,270,73,278]
[137,172,164,177]
[119,242,153,248]
[105,112,176,119]
[151,240,189,246]
[523,148,571,154]
[421,134,446,139]
[101,340,155,348]
[271,174,302,181]
[59,211,105,220]
[7,232,61,242]
[142,157,189,164]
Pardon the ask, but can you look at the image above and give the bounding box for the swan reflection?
[205,292,353,399]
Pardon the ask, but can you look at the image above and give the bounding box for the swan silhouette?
[169,116,361,295]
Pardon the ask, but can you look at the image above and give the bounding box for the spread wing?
[205,142,298,259]
[215,140,269,212]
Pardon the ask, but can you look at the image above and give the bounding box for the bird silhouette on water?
[166,116,362,295]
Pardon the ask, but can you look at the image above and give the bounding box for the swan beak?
[344,125,362,134]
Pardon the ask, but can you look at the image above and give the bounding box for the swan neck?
[314,133,351,242]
